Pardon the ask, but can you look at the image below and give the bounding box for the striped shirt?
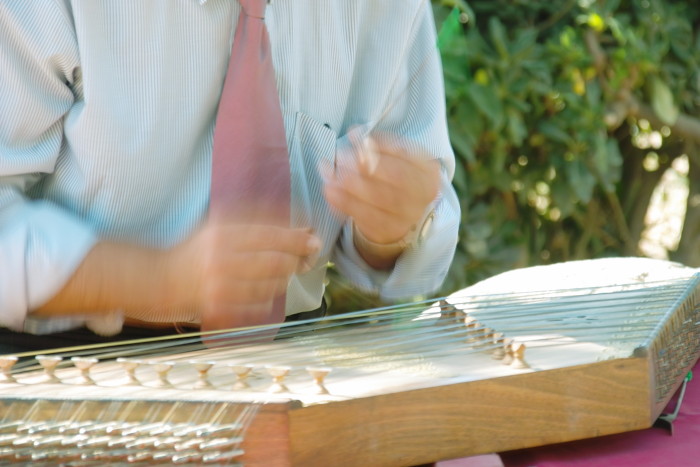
[0,0,459,333]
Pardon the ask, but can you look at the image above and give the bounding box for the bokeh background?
[327,0,700,312]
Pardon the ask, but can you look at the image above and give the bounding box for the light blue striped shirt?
[0,0,459,333]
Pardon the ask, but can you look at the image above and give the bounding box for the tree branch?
[583,29,700,144]
[672,140,700,266]
[537,0,578,33]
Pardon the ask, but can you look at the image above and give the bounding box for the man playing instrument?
[0,0,459,352]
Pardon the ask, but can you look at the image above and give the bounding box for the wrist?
[34,241,181,316]
[352,222,409,266]
[352,209,435,270]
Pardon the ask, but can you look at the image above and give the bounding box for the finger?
[374,154,441,194]
[324,172,424,223]
[206,250,307,280]
[324,176,400,220]
[202,277,289,306]
[356,136,381,176]
[347,145,441,204]
[372,159,440,218]
[206,224,322,257]
[324,184,414,242]
[363,134,436,169]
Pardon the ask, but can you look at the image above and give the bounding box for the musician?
[0,0,459,352]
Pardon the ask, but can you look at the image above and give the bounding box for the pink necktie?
[208,0,290,330]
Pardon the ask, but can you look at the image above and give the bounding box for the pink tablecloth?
[438,361,700,467]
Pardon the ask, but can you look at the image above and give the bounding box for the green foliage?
[326,0,700,313]
[432,0,700,292]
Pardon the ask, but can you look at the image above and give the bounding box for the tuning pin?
[502,338,514,366]
[36,355,63,384]
[127,451,155,463]
[511,342,530,370]
[0,356,18,383]
[71,357,98,385]
[438,300,460,322]
[117,358,142,386]
[479,328,494,349]
[266,366,291,393]
[492,333,506,360]
[190,361,215,389]
[149,361,175,387]
[464,316,480,344]
[202,448,245,464]
[228,364,254,390]
[306,367,332,395]
[171,451,203,464]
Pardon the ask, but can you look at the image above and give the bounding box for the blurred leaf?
[468,164,491,195]
[488,17,510,59]
[490,139,510,188]
[450,100,483,166]
[607,17,625,44]
[600,0,621,15]
[565,159,596,203]
[538,121,573,145]
[506,107,527,146]
[469,220,492,239]
[510,28,538,59]
[437,0,476,24]
[506,95,532,113]
[449,121,476,168]
[437,7,463,51]
[550,181,577,218]
[604,138,623,181]
[468,82,504,127]
[649,75,680,125]
[591,133,622,191]
[451,157,470,194]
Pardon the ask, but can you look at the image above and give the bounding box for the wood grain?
[287,357,650,467]
[241,401,297,467]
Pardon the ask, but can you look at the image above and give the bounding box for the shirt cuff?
[333,188,459,302]
[0,201,98,331]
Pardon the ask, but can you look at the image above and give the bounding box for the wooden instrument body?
[289,356,657,466]
[1,354,690,467]
[1,259,699,466]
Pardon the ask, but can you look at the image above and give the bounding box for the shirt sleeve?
[331,1,460,301]
[0,2,98,331]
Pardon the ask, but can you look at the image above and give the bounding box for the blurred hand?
[323,134,440,268]
[33,218,321,334]
[170,220,321,331]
